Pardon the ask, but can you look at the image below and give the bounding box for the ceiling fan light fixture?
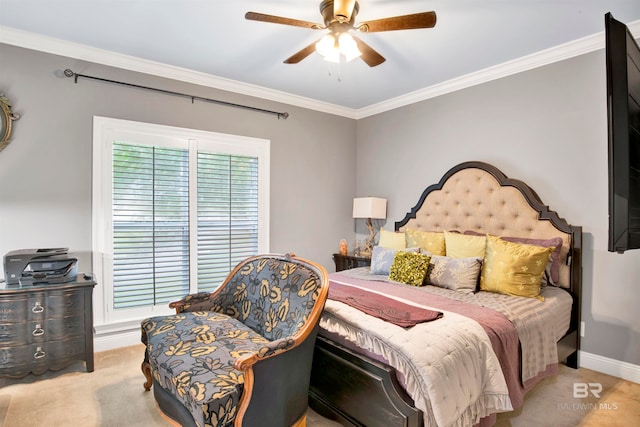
[315,33,336,57]
[338,32,361,61]
[315,32,361,63]
[323,49,341,63]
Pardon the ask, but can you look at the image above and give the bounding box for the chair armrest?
[233,337,296,371]
[168,291,217,313]
[232,330,318,427]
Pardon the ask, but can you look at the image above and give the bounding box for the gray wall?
[2,42,638,367]
[356,50,640,366]
[0,43,356,283]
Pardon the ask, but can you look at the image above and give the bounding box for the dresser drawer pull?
[34,347,46,359]
[31,302,44,313]
[32,324,45,336]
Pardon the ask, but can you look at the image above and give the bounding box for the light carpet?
[0,344,637,426]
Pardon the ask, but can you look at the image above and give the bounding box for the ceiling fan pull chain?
[326,62,341,82]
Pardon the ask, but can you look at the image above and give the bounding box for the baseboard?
[580,351,640,384]
[94,328,142,352]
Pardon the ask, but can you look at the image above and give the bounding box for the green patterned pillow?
[389,251,431,286]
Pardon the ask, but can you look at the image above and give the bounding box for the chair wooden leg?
[292,413,307,427]
[141,360,153,391]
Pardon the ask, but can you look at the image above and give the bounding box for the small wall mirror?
[0,93,20,152]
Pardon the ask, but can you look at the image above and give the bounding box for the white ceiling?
[1,0,640,117]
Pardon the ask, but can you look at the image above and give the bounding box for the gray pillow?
[370,246,419,275]
[426,254,483,293]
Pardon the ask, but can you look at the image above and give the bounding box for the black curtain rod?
[63,69,289,120]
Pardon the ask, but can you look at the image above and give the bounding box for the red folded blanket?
[328,280,443,328]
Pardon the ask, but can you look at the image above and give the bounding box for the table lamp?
[353,197,387,257]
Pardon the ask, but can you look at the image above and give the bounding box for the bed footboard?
[309,336,423,427]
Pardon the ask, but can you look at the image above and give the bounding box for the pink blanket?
[329,281,443,327]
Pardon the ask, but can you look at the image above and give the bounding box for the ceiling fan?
[245,0,437,67]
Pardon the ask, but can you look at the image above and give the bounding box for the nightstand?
[332,253,371,272]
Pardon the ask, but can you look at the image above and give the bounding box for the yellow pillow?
[444,230,487,258]
[480,235,553,300]
[405,228,446,256]
[379,229,406,250]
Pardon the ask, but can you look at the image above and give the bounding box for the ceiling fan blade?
[245,11,321,30]
[352,35,385,67]
[359,11,437,32]
[334,0,357,22]
[283,41,319,64]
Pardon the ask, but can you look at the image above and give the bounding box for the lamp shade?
[353,197,387,219]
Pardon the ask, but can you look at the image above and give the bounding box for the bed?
[308,161,582,427]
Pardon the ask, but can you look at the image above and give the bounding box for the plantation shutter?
[94,117,270,327]
[197,153,259,292]
[110,142,261,309]
[112,143,190,309]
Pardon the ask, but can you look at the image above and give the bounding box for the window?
[93,117,269,325]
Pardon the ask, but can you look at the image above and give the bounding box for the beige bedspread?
[340,267,572,384]
[320,269,573,427]
[322,274,513,427]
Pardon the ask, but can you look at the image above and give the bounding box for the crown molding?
[0,25,357,119]
[355,19,640,119]
[2,21,639,120]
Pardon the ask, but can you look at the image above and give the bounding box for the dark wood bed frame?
[308,161,582,427]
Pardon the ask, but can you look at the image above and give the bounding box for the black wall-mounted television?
[605,12,640,253]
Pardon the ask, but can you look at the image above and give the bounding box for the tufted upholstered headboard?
[394,161,583,365]
[395,161,582,295]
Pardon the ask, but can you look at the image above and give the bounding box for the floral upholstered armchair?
[140,253,329,427]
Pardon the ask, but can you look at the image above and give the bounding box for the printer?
[3,248,78,285]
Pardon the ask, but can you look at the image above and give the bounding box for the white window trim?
[92,116,270,334]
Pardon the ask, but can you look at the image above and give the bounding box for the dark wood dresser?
[332,253,371,272]
[0,276,96,378]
